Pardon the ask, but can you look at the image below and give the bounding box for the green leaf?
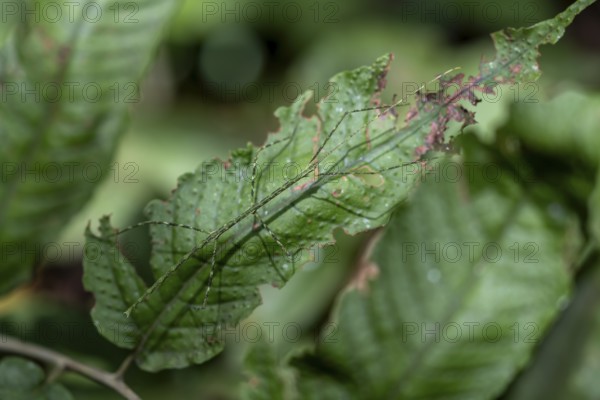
[501,91,600,168]
[241,341,289,400]
[483,0,596,84]
[561,268,600,400]
[84,0,595,372]
[85,54,412,371]
[503,261,600,400]
[591,171,600,247]
[0,356,73,400]
[0,0,179,293]
[500,91,600,247]
[83,216,147,348]
[0,0,20,46]
[287,136,580,399]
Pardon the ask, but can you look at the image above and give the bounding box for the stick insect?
[107,68,458,318]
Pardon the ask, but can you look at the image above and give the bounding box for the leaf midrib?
[388,193,527,399]
[0,6,87,226]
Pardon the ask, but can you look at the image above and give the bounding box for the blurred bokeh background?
[2,0,599,398]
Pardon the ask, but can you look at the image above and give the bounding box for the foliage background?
[1,0,600,398]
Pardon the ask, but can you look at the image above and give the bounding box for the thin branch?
[345,228,385,293]
[0,335,140,400]
[114,353,135,381]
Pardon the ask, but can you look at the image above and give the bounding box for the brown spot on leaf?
[405,106,419,123]
[349,261,380,294]
[292,181,311,192]
[352,165,385,187]
[376,53,394,92]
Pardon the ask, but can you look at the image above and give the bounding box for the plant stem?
[0,335,140,400]
[345,228,385,292]
[115,353,135,380]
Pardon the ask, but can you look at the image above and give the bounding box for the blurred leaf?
[502,260,600,400]
[241,341,288,400]
[591,171,600,246]
[0,0,180,294]
[396,0,557,33]
[0,0,20,45]
[286,139,579,399]
[0,356,73,400]
[501,91,600,168]
[562,267,600,400]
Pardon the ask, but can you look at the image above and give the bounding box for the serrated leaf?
[84,0,595,372]
[83,216,147,348]
[483,0,595,83]
[0,356,73,400]
[287,136,580,400]
[0,0,179,293]
[86,54,416,371]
